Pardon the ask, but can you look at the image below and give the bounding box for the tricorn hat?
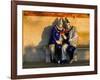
[65,18,70,23]
[57,18,63,27]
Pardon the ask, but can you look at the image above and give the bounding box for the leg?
[73,49,78,62]
[55,46,62,64]
[67,45,76,64]
[62,44,68,60]
[49,44,55,62]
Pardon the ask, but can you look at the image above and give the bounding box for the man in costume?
[49,18,64,64]
[62,18,78,64]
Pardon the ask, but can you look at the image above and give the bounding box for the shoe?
[58,60,60,64]
[61,60,68,64]
[69,59,74,64]
[74,55,78,62]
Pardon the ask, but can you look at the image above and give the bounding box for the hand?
[56,40,62,44]
[60,32,64,35]
[62,34,67,39]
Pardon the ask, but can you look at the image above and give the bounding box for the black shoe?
[60,60,68,64]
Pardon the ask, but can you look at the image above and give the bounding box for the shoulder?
[51,26,57,31]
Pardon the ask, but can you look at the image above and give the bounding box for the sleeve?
[51,27,59,42]
[49,27,57,44]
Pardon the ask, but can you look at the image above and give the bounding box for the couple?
[49,18,78,64]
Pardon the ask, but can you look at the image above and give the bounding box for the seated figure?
[48,17,78,64]
[62,18,78,64]
[49,18,64,64]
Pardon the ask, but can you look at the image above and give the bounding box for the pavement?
[23,60,89,69]
[23,47,89,69]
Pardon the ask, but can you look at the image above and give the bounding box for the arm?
[52,27,62,45]
[56,40,62,44]
[61,34,67,40]
[69,26,78,47]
